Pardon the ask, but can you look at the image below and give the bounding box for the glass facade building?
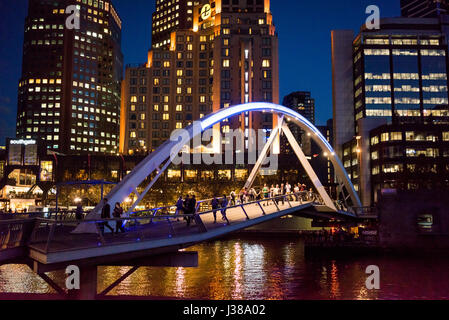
[16,0,123,155]
[333,17,449,206]
[353,18,449,128]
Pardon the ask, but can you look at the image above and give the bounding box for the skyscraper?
[401,0,449,18]
[282,92,315,124]
[282,91,315,154]
[151,0,197,49]
[332,17,449,206]
[16,0,123,155]
[121,0,279,155]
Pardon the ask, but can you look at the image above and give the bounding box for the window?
[382,164,403,173]
[443,132,449,141]
[391,132,402,141]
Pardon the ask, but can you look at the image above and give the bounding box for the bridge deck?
[26,199,328,264]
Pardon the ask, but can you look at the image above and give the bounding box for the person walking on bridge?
[100,198,114,235]
[211,197,219,223]
[113,202,125,234]
[230,190,236,206]
[262,184,269,206]
[183,195,191,226]
[175,196,184,221]
[187,195,197,227]
[75,203,83,221]
[220,195,230,225]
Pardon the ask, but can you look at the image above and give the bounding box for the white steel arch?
[75,102,361,233]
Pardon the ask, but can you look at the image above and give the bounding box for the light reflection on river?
[1,238,449,299]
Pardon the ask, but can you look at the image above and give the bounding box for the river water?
[1,237,449,300]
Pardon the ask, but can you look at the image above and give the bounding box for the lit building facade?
[353,18,449,125]
[152,0,197,49]
[332,17,449,206]
[121,0,279,155]
[343,123,449,204]
[16,0,123,155]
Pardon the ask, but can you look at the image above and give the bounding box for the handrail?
[27,191,322,227]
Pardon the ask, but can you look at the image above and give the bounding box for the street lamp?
[74,197,82,204]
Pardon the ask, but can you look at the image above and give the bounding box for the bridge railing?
[27,192,322,254]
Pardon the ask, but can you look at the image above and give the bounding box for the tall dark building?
[281,91,315,155]
[401,0,449,18]
[16,0,123,155]
[282,92,315,124]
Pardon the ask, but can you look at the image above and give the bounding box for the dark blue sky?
[0,0,400,144]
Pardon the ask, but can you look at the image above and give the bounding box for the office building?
[152,0,197,49]
[332,17,449,205]
[283,91,315,124]
[16,0,123,155]
[121,0,279,155]
[282,91,315,155]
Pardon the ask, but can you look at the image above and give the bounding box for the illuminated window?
[443,132,449,141]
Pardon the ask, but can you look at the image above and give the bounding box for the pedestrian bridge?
[1,102,365,271]
[1,192,360,268]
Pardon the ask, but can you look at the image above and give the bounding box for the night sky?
[0,0,400,144]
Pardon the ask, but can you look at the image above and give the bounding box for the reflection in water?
[1,238,449,299]
[329,261,340,299]
[175,267,186,298]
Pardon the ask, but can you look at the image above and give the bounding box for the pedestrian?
[239,188,246,204]
[187,194,197,227]
[211,196,219,223]
[183,195,191,226]
[285,182,292,201]
[294,184,300,201]
[273,184,280,204]
[230,190,236,206]
[221,195,230,225]
[175,196,184,221]
[249,188,257,202]
[280,183,285,205]
[75,203,83,221]
[262,184,269,206]
[100,198,114,235]
[113,202,125,234]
